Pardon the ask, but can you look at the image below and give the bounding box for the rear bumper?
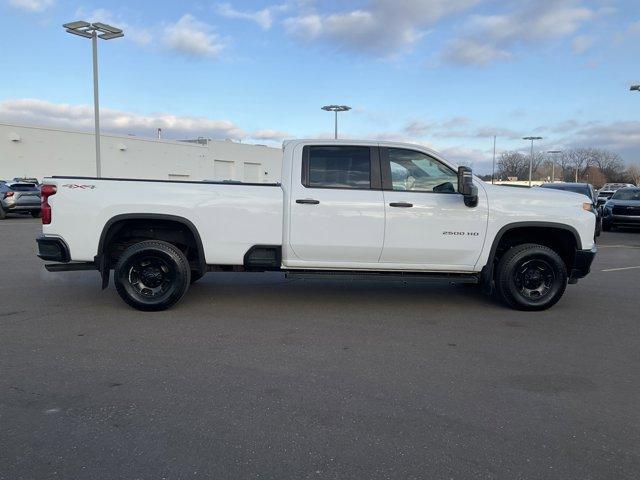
[569,245,597,282]
[36,236,70,262]
[2,202,40,211]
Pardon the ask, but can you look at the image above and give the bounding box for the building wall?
[0,123,282,183]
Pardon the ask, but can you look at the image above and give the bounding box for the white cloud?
[0,98,245,140]
[442,0,597,66]
[442,39,512,66]
[251,129,291,141]
[403,117,520,140]
[404,120,434,136]
[164,14,224,59]
[215,3,287,30]
[8,0,53,12]
[284,14,323,39]
[440,146,491,168]
[284,0,480,56]
[571,34,594,54]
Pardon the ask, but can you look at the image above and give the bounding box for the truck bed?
[44,176,284,265]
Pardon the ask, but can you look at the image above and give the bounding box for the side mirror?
[458,166,478,208]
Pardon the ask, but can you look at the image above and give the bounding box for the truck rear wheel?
[114,240,191,311]
[495,243,567,311]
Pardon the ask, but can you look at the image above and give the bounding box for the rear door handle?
[296,199,320,205]
[389,202,413,208]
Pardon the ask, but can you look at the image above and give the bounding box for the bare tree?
[583,149,624,183]
[584,165,606,188]
[497,151,528,180]
[555,152,573,182]
[497,147,629,185]
[626,165,640,186]
[566,148,592,182]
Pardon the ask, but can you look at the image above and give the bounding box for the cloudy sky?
[0,0,638,172]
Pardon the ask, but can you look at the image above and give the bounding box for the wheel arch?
[480,221,581,293]
[97,214,206,286]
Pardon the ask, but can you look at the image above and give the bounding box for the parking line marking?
[602,266,640,272]
[598,245,640,249]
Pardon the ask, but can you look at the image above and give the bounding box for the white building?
[0,122,283,183]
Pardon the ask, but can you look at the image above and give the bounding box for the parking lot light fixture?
[63,21,124,178]
[523,136,543,187]
[631,85,640,92]
[547,150,562,183]
[321,105,351,139]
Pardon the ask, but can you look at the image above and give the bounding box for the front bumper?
[608,214,640,226]
[36,236,70,262]
[569,245,597,282]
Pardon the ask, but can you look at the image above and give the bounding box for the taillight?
[41,184,57,225]
[3,191,14,198]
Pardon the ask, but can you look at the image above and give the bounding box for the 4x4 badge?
[62,184,95,189]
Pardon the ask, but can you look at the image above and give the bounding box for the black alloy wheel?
[114,240,191,311]
[496,243,567,311]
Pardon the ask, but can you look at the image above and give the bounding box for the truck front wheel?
[114,240,191,311]
[495,243,567,311]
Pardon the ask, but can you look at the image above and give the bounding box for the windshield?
[612,189,640,201]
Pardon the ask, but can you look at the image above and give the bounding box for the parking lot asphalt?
[1,216,639,479]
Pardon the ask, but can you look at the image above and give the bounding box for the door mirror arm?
[458,166,478,208]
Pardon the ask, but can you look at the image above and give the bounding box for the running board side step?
[284,270,480,284]
[45,262,98,272]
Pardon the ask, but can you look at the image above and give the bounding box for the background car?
[0,182,41,220]
[539,182,602,236]
[596,183,635,207]
[602,187,640,231]
[12,177,40,185]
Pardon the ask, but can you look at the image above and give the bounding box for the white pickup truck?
[37,139,597,311]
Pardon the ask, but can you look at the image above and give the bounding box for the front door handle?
[296,199,320,205]
[389,202,413,208]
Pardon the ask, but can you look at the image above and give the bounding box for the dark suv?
[539,182,601,236]
[0,182,41,220]
[602,187,640,231]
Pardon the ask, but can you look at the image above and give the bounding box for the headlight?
[582,202,595,214]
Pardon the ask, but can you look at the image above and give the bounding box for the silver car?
[0,182,41,219]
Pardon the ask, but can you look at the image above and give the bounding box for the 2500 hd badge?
[443,231,480,236]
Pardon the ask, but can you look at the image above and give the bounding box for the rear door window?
[302,146,372,189]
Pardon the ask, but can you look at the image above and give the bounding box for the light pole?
[547,150,562,183]
[63,21,124,178]
[523,136,543,187]
[321,105,351,139]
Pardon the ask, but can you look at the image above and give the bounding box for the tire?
[595,217,602,237]
[114,240,191,311]
[31,211,41,218]
[190,270,205,284]
[495,243,567,311]
[0,206,5,220]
